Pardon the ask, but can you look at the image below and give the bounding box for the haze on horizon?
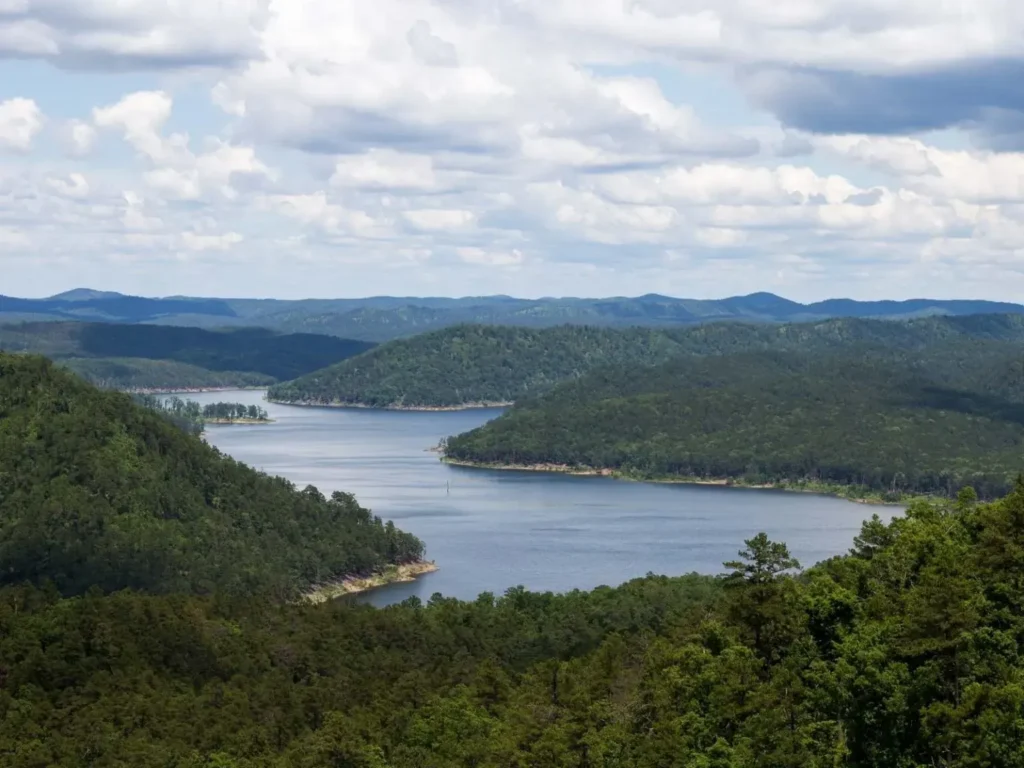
[2,2,1023,302]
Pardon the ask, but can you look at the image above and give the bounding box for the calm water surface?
[186,390,899,606]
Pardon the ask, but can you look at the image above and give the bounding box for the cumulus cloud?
[92,91,271,200]
[0,97,43,150]
[0,225,31,249]
[403,208,475,231]
[8,0,1024,300]
[213,0,758,165]
[330,149,439,191]
[57,119,97,156]
[407,20,459,68]
[0,0,268,68]
[264,192,389,238]
[181,230,243,251]
[46,172,89,198]
[457,246,524,267]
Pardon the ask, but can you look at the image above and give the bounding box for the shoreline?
[441,458,909,506]
[126,385,269,395]
[205,418,276,425]
[266,398,512,412]
[302,560,439,604]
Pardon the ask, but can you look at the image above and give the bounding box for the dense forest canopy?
[269,314,1024,408]
[0,354,423,598]
[10,307,1024,763]
[444,341,1024,499]
[6,486,1024,765]
[0,321,374,389]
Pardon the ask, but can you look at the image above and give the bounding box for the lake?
[184,390,899,606]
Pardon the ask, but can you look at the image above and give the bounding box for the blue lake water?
[185,390,899,606]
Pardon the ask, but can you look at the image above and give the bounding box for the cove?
[188,390,900,607]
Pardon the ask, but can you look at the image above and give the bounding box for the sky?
[2,1,1024,301]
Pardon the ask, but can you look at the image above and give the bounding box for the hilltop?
[0,353,424,598]
[268,314,1024,409]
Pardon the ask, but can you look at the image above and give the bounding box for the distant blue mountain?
[2,290,1021,342]
[1,292,237,323]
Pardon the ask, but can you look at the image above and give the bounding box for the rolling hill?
[443,339,1024,499]
[0,321,374,389]
[0,352,424,598]
[268,314,1024,409]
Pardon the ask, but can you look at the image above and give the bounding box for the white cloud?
[93,91,271,201]
[59,119,98,156]
[181,231,243,251]
[46,172,89,198]
[213,0,756,165]
[8,0,1024,300]
[0,225,31,248]
[121,190,162,231]
[822,135,1024,204]
[0,97,43,151]
[403,208,475,231]
[457,246,524,266]
[330,149,438,191]
[93,90,176,162]
[265,192,388,237]
[0,0,267,67]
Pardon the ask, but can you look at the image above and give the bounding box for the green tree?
[724,533,802,663]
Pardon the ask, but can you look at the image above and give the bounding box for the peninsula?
[267,314,1024,410]
[442,340,1024,501]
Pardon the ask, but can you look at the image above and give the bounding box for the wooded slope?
[0,353,422,598]
[444,340,1024,498]
[270,314,1024,408]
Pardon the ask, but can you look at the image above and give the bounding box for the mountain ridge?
[6,290,1023,342]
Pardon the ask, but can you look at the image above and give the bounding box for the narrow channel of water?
[186,390,899,606]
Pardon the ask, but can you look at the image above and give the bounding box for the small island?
[201,401,274,424]
[132,395,273,434]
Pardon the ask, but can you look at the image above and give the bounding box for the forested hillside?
[5,486,1024,765]
[270,314,1024,408]
[0,321,373,389]
[0,354,423,598]
[62,356,275,390]
[268,324,697,407]
[444,341,1024,499]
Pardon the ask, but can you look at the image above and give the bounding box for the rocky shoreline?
[440,458,907,505]
[204,418,276,425]
[124,385,268,395]
[302,560,439,604]
[267,398,511,412]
